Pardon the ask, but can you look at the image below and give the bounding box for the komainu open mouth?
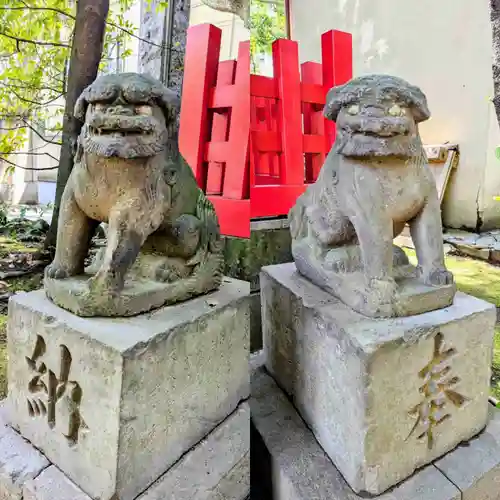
[89,126,150,138]
[88,114,157,138]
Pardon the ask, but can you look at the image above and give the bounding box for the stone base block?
[293,240,455,317]
[261,263,496,495]
[7,278,250,500]
[0,403,249,500]
[252,367,500,500]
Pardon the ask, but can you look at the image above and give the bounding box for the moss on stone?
[223,227,292,290]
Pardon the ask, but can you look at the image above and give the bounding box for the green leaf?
[495,146,500,161]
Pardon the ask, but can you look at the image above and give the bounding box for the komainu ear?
[141,73,181,124]
[155,87,181,125]
[74,87,90,122]
[323,87,343,122]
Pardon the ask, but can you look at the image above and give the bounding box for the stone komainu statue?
[289,74,456,318]
[44,73,223,317]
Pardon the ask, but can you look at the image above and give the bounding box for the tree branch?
[0,152,59,163]
[0,156,58,171]
[0,4,185,53]
[4,85,64,107]
[0,5,76,20]
[0,81,62,93]
[0,30,70,48]
[20,119,62,146]
[0,123,62,146]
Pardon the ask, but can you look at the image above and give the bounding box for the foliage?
[0,0,137,174]
[249,0,286,73]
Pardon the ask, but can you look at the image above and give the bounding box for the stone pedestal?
[0,402,249,500]
[6,277,250,500]
[261,263,496,495]
[251,365,500,500]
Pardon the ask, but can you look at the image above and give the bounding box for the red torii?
[179,23,353,238]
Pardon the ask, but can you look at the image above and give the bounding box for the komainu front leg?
[410,195,454,286]
[88,207,159,294]
[46,184,97,279]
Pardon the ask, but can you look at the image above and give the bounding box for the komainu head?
[324,74,430,159]
[74,73,180,159]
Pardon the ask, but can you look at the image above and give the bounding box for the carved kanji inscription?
[25,335,87,445]
[406,332,468,449]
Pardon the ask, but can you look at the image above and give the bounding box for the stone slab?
[138,403,249,500]
[45,272,226,317]
[293,242,456,317]
[23,467,91,500]
[0,403,248,500]
[7,277,250,500]
[435,406,500,499]
[250,367,461,500]
[0,405,49,500]
[261,263,496,495]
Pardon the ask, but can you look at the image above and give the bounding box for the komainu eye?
[347,104,360,115]
[388,104,404,116]
[136,105,153,116]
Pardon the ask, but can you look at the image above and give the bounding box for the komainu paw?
[45,263,71,280]
[419,268,454,287]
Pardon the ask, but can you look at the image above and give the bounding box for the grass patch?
[0,236,39,258]
[404,248,500,399]
[492,327,500,400]
[404,248,500,306]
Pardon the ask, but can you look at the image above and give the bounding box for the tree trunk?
[491,0,500,127]
[44,0,110,251]
[201,0,250,27]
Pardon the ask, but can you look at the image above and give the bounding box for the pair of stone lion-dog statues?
[44,72,454,318]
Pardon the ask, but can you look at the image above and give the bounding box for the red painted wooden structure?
[180,24,250,238]
[179,24,353,237]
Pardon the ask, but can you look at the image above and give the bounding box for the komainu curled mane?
[44,73,223,317]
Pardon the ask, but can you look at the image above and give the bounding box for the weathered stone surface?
[23,467,91,500]
[0,405,49,500]
[434,406,500,499]
[45,73,223,317]
[261,263,496,495]
[289,74,455,318]
[453,243,491,260]
[443,230,479,245]
[138,403,249,500]
[139,0,164,80]
[251,367,461,500]
[223,225,292,291]
[7,278,249,500]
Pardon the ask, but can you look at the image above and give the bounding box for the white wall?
[290,0,500,230]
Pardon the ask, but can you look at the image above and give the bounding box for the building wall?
[290,0,500,230]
